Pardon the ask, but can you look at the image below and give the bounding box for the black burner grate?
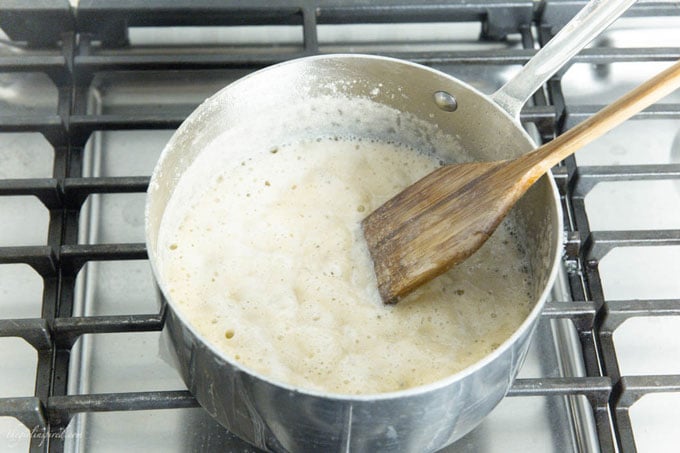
[1,1,679,452]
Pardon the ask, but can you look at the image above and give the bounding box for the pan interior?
[146,55,560,394]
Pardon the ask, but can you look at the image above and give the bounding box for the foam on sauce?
[158,137,533,395]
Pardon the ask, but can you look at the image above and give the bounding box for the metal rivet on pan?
[433,91,458,112]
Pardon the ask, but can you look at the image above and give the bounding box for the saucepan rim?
[145,53,563,402]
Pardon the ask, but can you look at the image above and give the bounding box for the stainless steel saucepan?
[145,1,634,451]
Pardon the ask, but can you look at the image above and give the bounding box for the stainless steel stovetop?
[1,1,679,452]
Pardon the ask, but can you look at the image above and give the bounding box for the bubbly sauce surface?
[158,137,533,394]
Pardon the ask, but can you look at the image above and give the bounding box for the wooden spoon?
[363,59,680,305]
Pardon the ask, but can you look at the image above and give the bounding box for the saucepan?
[145,0,634,451]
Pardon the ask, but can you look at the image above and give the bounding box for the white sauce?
[157,136,533,395]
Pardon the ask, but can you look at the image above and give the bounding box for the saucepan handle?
[490,0,637,120]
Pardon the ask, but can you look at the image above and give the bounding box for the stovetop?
[1,1,679,452]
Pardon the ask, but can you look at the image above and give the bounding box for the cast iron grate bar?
[0,313,168,353]
[62,177,149,208]
[0,176,149,216]
[540,1,680,29]
[0,179,62,209]
[0,398,48,435]
[0,244,148,277]
[2,376,614,438]
[59,243,147,277]
[62,177,149,193]
[567,104,680,128]
[47,391,200,429]
[0,319,52,351]
[542,300,597,332]
[573,164,680,197]
[0,246,57,277]
[585,230,680,262]
[604,299,680,322]
[0,0,72,46]
[70,47,680,74]
[599,300,680,383]
[53,313,165,349]
[0,56,67,81]
[69,114,186,131]
[0,116,65,147]
[613,375,680,453]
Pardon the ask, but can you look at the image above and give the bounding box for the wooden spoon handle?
[524,59,680,179]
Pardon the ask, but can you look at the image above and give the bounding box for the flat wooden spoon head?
[362,59,680,304]
[362,159,537,304]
